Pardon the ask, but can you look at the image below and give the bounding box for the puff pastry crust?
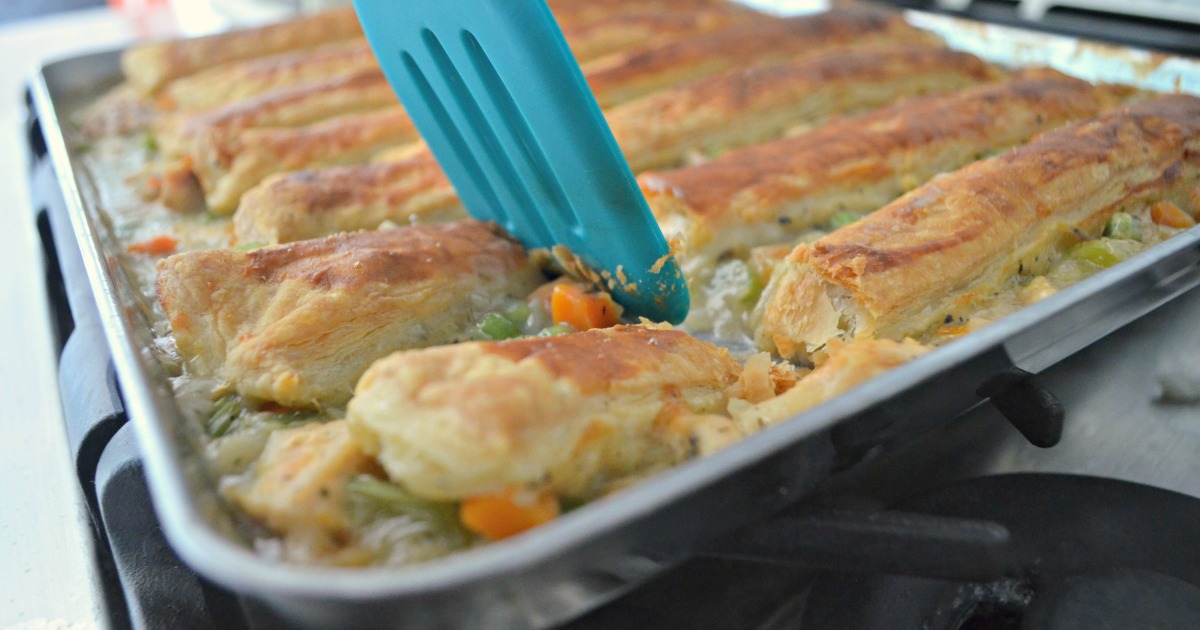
[582,6,935,108]
[158,69,398,158]
[121,7,364,95]
[610,43,998,172]
[194,107,419,214]
[156,221,544,406]
[643,70,1134,275]
[230,44,993,243]
[234,151,462,245]
[346,325,742,500]
[158,40,381,113]
[756,95,1200,359]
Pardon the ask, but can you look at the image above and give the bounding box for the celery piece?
[1068,239,1126,268]
[478,312,521,340]
[141,130,158,154]
[346,475,469,545]
[828,211,862,230]
[537,324,574,337]
[1103,212,1141,242]
[742,266,765,307]
[208,395,242,437]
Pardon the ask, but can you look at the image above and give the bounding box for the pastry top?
[233,151,459,245]
[560,4,761,62]
[121,7,364,95]
[641,69,1132,225]
[347,325,742,499]
[749,94,1200,361]
[160,69,396,157]
[482,325,736,395]
[158,40,381,112]
[157,221,543,406]
[806,94,1200,321]
[241,221,517,289]
[610,43,998,171]
[582,6,934,107]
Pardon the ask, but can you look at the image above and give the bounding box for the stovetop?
[24,8,1200,630]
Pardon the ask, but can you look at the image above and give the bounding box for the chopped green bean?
[1103,212,1141,241]
[828,211,862,230]
[478,312,521,340]
[208,395,242,437]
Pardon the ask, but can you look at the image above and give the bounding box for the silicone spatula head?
[351,0,689,324]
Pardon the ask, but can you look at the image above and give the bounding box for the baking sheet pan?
[29,8,1200,629]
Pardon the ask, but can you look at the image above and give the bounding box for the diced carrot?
[1150,201,1197,229]
[459,488,560,540]
[550,284,621,331]
[127,235,179,256]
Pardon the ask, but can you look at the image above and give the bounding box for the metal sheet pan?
[30,10,1200,629]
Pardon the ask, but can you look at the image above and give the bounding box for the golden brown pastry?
[163,3,765,213]
[235,150,461,245]
[157,69,398,158]
[346,325,742,501]
[582,6,937,108]
[156,221,544,407]
[121,7,365,95]
[194,107,419,214]
[559,6,763,63]
[157,40,382,113]
[642,70,1135,280]
[610,43,1000,172]
[157,2,757,113]
[230,44,993,243]
[756,95,1200,359]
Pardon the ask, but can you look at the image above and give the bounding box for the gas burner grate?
[801,474,1200,630]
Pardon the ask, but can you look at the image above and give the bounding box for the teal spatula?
[351,0,689,324]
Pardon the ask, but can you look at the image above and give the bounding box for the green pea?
[1102,212,1141,242]
[502,302,531,327]
[478,312,521,340]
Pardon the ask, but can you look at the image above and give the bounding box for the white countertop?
[0,9,153,630]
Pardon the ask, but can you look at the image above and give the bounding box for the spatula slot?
[399,48,509,229]
[462,30,583,240]
[421,28,556,248]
